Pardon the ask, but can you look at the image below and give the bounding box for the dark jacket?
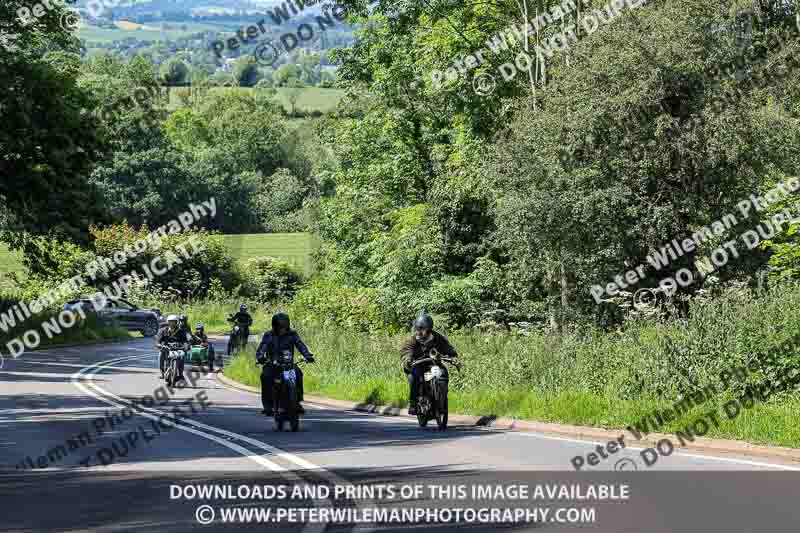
[256,330,312,362]
[400,330,458,372]
[191,331,209,345]
[155,326,190,346]
[230,311,253,327]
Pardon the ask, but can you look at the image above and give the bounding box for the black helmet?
[179,314,187,322]
[413,312,433,330]
[271,312,290,332]
[240,304,248,312]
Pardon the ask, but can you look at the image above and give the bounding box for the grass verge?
[220,322,800,450]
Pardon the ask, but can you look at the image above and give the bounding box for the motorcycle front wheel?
[435,394,448,430]
[416,395,429,427]
[286,385,299,432]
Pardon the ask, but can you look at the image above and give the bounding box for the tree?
[211,70,234,86]
[285,79,305,115]
[89,148,210,229]
[299,52,321,85]
[233,56,261,87]
[491,0,800,324]
[0,1,110,256]
[256,78,274,90]
[273,63,301,87]
[160,58,189,86]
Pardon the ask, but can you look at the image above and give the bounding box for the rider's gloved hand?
[304,354,315,363]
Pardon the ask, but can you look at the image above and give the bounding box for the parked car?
[64,297,165,337]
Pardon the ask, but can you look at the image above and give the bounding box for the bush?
[89,224,241,298]
[241,256,302,302]
[289,279,402,334]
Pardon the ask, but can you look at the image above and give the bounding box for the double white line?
[71,350,375,532]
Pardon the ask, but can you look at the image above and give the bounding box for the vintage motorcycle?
[411,348,460,430]
[257,349,313,432]
[226,318,248,356]
[159,342,188,388]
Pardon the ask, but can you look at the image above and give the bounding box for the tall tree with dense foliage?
[0,0,110,271]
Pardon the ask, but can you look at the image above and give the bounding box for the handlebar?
[256,355,314,365]
[158,342,189,351]
[411,356,459,367]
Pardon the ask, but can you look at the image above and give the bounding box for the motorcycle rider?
[255,312,314,416]
[228,304,253,350]
[401,311,461,415]
[179,314,191,336]
[155,314,191,380]
[191,322,216,373]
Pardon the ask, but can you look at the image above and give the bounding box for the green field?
[167,87,346,114]
[0,243,23,291]
[222,233,316,275]
[79,21,225,43]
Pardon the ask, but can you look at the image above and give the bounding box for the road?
[2,339,799,532]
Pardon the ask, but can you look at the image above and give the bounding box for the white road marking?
[72,353,328,533]
[300,398,800,471]
[505,430,800,470]
[73,350,375,532]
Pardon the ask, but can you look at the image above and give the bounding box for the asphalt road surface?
[2,339,799,532]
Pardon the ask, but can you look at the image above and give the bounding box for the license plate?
[282,369,296,383]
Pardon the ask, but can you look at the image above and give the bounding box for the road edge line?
[217,372,800,466]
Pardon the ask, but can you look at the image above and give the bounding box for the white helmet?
[167,314,179,323]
